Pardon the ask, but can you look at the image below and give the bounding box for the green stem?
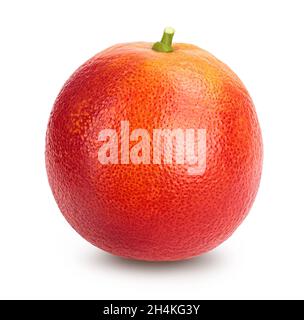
[152,27,175,53]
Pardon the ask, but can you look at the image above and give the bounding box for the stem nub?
[152,27,175,53]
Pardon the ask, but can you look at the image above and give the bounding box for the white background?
[0,0,303,300]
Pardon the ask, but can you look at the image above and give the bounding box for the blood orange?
[46,28,263,261]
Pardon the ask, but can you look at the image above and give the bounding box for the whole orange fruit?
[46,28,263,261]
